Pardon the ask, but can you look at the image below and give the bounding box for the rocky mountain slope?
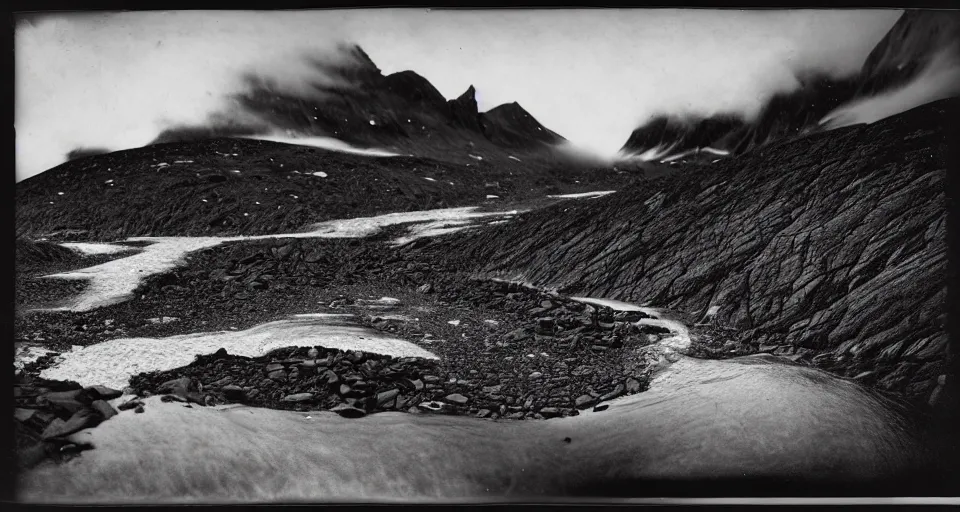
[620,9,960,164]
[152,44,574,170]
[16,137,624,241]
[429,97,953,406]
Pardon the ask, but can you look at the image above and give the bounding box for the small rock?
[330,403,366,418]
[86,385,122,400]
[593,404,610,412]
[376,389,400,407]
[625,377,641,393]
[417,284,433,294]
[418,401,445,412]
[599,383,625,402]
[575,394,596,409]
[307,347,320,359]
[90,400,118,420]
[134,405,145,413]
[268,370,287,381]
[117,399,143,411]
[540,407,561,418]
[157,377,192,399]
[282,393,314,402]
[445,393,469,406]
[529,372,543,379]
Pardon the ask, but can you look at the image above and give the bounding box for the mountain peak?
[457,85,477,102]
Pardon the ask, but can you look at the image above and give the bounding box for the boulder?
[222,385,245,401]
[41,408,103,440]
[574,394,596,409]
[90,400,118,420]
[85,385,122,400]
[445,393,469,406]
[157,377,192,398]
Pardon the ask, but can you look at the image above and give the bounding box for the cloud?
[819,47,960,129]
[15,9,901,180]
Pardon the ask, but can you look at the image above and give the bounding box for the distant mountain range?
[153,45,572,170]
[618,9,960,165]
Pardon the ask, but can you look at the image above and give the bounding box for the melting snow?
[244,134,397,158]
[14,345,56,371]
[312,172,328,178]
[546,191,616,199]
[40,314,438,389]
[486,195,499,199]
[60,242,132,256]
[41,207,522,311]
[424,177,436,182]
[508,156,521,162]
[570,297,691,351]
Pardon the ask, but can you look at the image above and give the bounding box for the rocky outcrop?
[444,98,953,405]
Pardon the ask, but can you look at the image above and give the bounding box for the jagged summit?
[479,101,566,149]
[618,9,960,165]
[152,47,568,167]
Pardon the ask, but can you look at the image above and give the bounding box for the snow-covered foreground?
[19,353,924,502]
[39,313,437,390]
[42,207,519,312]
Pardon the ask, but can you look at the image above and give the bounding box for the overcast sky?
[15,8,902,181]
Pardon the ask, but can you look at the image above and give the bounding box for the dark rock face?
[479,102,566,149]
[155,44,570,169]
[447,98,952,404]
[619,115,745,160]
[618,10,960,164]
[855,9,960,98]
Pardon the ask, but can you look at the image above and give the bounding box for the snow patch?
[60,242,132,256]
[41,207,522,311]
[546,191,616,199]
[40,314,438,389]
[242,134,398,158]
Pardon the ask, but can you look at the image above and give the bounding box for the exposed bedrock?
[443,98,954,405]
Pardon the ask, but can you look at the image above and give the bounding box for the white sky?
[14,9,901,180]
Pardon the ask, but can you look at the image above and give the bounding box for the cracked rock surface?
[436,98,953,404]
